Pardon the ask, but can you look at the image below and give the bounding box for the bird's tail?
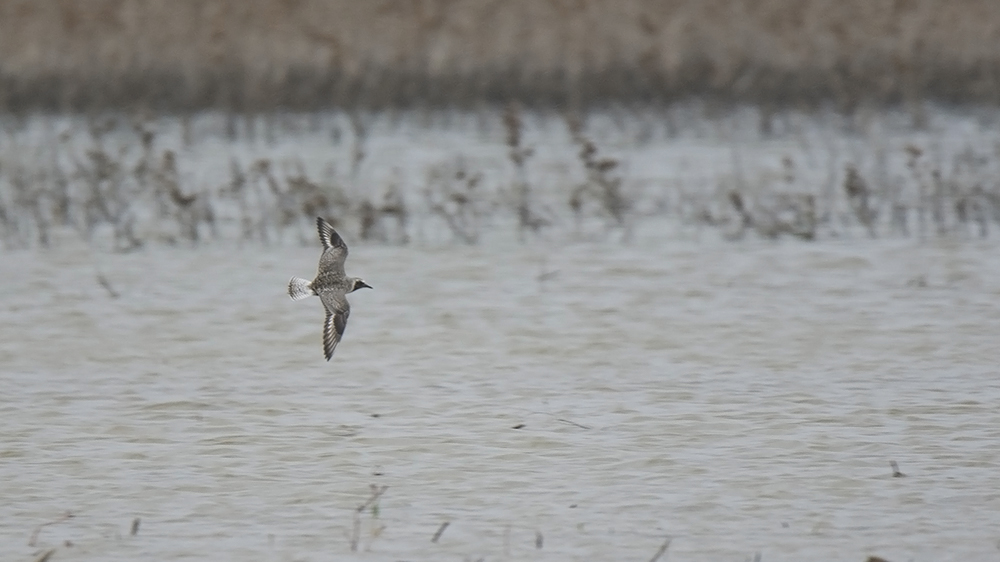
[288,277,314,301]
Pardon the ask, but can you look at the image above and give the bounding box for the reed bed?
[2,0,1000,112]
[1,104,999,251]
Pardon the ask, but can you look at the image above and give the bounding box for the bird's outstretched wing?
[317,217,349,276]
[320,292,351,361]
[317,217,348,252]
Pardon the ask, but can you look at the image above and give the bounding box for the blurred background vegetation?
[2,0,1000,113]
[3,1,1000,251]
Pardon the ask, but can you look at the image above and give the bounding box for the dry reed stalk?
[359,179,409,244]
[348,111,368,182]
[930,169,947,236]
[569,134,630,234]
[728,191,753,232]
[425,161,488,244]
[844,165,877,238]
[503,101,546,239]
[905,144,927,240]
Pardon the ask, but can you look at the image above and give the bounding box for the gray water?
[3,232,1000,561]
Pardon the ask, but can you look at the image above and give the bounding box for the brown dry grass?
[2,0,1000,111]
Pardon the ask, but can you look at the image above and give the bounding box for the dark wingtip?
[316,217,346,251]
[317,217,332,248]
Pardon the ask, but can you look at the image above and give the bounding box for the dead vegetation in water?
[425,159,491,245]
[28,511,74,547]
[699,124,1000,243]
[25,512,145,561]
[648,536,672,562]
[504,101,549,240]
[2,107,1000,251]
[565,110,633,238]
[349,484,388,552]
[0,113,409,250]
[431,520,450,543]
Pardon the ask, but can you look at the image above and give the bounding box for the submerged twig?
[96,273,120,299]
[555,418,591,430]
[350,485,388,552]
[29,511,74,547]
[431,521,450,543]
[648,536,672,562]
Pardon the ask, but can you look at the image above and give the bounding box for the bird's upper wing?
[317,217,349,276]
[319,292,351,361]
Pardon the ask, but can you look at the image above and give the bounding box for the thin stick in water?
[648,537,672,562]
[357,485,389,514]
[556,418,591,430]
[29,511,74,547]
[431,521,450,543]
[350,512,361,552]
[350,485,388,552]
[96,273,120,298]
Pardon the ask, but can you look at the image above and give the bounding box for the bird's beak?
[358,281,373,290]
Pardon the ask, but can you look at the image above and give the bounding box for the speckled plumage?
[288,217,371,360]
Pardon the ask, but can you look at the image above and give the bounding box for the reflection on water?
[2,235,1000,561]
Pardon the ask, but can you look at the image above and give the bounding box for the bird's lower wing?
[321,297,351,361]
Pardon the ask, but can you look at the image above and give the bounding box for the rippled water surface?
[3,234,1000,561]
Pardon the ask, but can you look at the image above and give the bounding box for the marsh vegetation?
[4,4,1000,561]
[2,103,1000,251]
[3,1,1000,252]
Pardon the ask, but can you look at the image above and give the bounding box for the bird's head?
[350,278,372,292]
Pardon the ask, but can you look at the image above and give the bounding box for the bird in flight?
[288,217,371,360]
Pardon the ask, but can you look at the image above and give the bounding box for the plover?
[288,217,371,360]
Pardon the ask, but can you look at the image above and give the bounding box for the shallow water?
[3,233,1000,561]
[5,105,1000,252]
